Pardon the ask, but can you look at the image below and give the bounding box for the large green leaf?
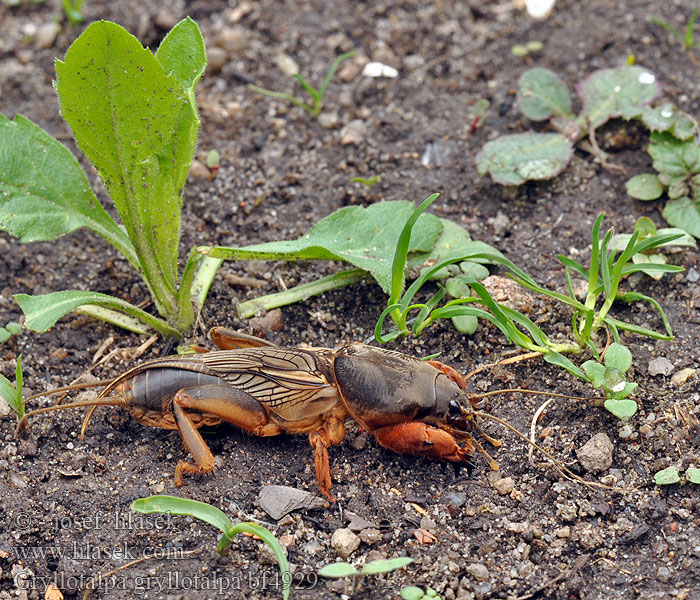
[578,65,661,129]
[200,201,442,294]
[517,67,572,121]
[476,132,574,185]
[649,131,700,180]
[0,114,136,266]
[55,20,196,314]
[662,197,700,237]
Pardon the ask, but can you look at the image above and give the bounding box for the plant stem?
[237,268,367,319]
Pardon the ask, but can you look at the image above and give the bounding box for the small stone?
[493,477,515,495]
[207,47,227,73]
[648,357,674,376]
[656,565,671,583]
[350,433,368,451]
[339,120,365,145]
[618,425,634,439]
[189,159,210,179]
[359,528,382,544]
[338,60,364,82]
[0,395,11,417]
[154,8,180,30]
[273,54,299,76]
[302,540,323,556]
[671,368,696,386]
[331,528,360,559]
[258,485,326,520]
[317,112,338,129]
[216,27,250,53]
[249,308,284,336]
[35,22,60,49]
[577,433,614,473]
[686,267,699,283]
[10,473,28,489]
[555,526,571,538]
[420,516,437,532]
[466,563,489,582]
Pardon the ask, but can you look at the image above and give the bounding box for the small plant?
[651,9,700,61]
[131,495,291,600]
[511,40,543,58]
[199,196,502,334]
[582,342,638,419]
[0,321,22,344]
[351,174,382,187]
[0,355,24,422]
[476,64,661,185]
[62,0,84,24]
[401,586,441,600]
[0,19,223,339]
[609,217,695,280]
[654,466,700,485]
[248,50,356,117]
[319,557,413,596]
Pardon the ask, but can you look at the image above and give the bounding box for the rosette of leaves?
[582,343,638,419]
[625,104,700,238]
[0,19,221,339]
[477,65,661,185]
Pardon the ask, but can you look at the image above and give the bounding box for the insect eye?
[449,400,461,416]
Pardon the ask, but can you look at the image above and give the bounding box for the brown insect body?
[23,328,499,500]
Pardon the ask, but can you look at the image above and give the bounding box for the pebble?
[466,563,489,581]
[189,159,210,179]
[331,528,360,559]
[420,516,437,532]
[648,357,674,376]
[686,267,699,283]
[215,27,250,53]
[207,47,227,73]
[493,476,515,495]
[671,368,696,386]
[35,22,60,49]
[359,528,382,544]
[618,425,635,439]
[656,565,671,583]
[317,112,338,129]
[576,432,613,473]
[273,54,299,76]
[257,485,326,520]
[0,395,10,417]
[339,120,365,145]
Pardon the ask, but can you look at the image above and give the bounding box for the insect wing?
[201,348,338,420]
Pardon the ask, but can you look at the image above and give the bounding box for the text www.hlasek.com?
[14,541,184,562]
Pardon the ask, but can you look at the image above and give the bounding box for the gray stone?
[577,433,614,472]
[648,357,674,376]
[466,563,489,581]
[257,485,326,520]
[331,528,360,559]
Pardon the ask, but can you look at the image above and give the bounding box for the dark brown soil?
[1,1,699,599]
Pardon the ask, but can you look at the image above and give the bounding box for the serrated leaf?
[625,173,664,200]
[517,67,572,121]
[578,65,661,129]
[604,342,632,373]
[649,131,700,182]
[55,21,196,313]
[476,132,574,185]
[662,197,700,237]
[604,398,638,419]
[201,202,442,294]
[0,114,136,264]
[654,467,680,485]
[686,467,700,484]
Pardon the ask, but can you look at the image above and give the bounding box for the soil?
[1,1,699,599]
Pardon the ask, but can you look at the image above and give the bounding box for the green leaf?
[604,343,632,373]
[14,290,181,338]
[604,398,638,419]
[517,67,572,121]
[578,65,661,129]
[611,381,637,400]
[318,563,359,578]
[0,114,137,266]
[476,132,574,185]
[649,131,700,180]
[5,322,21,335]
[0,329,9,343]
[131,495,233,534]
[362,557,414,575]
[451,314,478,334]
[201,201,442,294]
[0,369,20,417]
[662,197,700,237]
[641,104,696,140]
[654,467,681,485]
[55,21,195,316]
[400,587,426,600]
[685,467,700,484]
[582,360,606,387]
[625,173,664,200]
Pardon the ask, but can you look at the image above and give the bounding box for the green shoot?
[654,467,681,485]
[0,321,22,344]
[62,0,84,24]
[131,495,291,600]
[351,174,382,187]
[651,9,699,53]
[401,587,442,600]
[582,343,638,419]
[248,50,356,117]
[0,355,24,422]
[319,557,413,596]
[0,19,223,339]
[511,40,543,58]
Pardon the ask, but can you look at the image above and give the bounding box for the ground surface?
[1,1,699,599]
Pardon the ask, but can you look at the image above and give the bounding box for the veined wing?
[201,348,338,419]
